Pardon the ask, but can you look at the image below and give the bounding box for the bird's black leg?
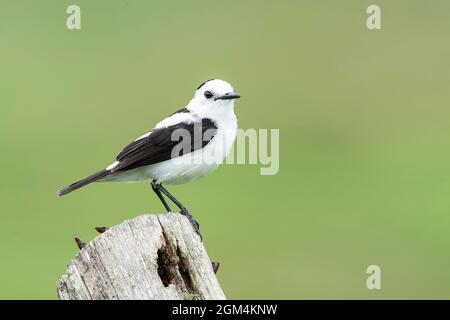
[156,184,202,240]
[151,180,172,212]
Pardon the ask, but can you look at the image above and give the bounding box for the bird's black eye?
[204,91,213,99]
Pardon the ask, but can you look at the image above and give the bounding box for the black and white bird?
[57,79,240,238]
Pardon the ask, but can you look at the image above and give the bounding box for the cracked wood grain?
[57,213,225,300]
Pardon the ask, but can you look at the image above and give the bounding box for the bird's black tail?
[57,169,111,196]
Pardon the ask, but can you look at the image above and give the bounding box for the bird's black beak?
[215,92,241,101]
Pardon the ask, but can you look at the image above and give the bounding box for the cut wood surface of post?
[57,213,226,300]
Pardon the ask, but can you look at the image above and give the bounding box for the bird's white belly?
[147,151,220,184]
[104,126,236,185]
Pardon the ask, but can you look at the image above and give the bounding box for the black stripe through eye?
[197,79,214,90]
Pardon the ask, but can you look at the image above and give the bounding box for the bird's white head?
[187,79,240,120]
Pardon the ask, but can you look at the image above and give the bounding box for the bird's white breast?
[147,117,237,184]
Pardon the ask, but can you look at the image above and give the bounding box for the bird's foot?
[180,207,202,241]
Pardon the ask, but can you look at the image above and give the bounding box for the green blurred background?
[1,0,450,299]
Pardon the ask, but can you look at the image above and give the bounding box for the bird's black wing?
[111,118,217,172]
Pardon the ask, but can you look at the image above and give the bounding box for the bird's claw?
[180,207,202,241]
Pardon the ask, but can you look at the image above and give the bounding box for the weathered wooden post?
[57,213,225,300]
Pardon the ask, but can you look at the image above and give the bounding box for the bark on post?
[57,213,225,300]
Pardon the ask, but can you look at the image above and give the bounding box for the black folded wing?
[111,118,217,173]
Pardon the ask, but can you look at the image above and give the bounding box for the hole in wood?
[156,244,178,287]
[156,242,199,297]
